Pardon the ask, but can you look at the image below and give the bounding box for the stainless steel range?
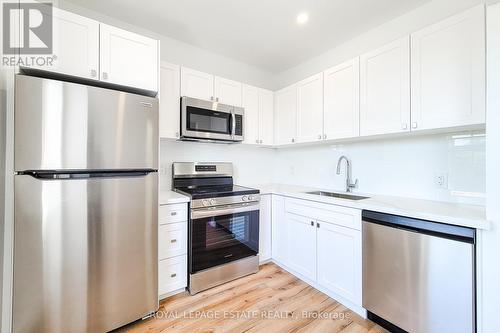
[172,162,260,294]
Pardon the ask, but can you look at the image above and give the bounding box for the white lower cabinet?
[259,194,272,262]
[286,212,317,281]
[317,221,362,306]
[271,195,363,314]
[158,256,188,296]
[271,195,288,264]
[158,202,188,298]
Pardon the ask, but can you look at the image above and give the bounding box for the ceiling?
[64,0,432,73]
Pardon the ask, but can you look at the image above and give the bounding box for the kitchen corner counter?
[254,184,489,230]
[159,190,190,205]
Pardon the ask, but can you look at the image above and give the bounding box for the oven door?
[181,96,235,141]
[190,202,259,273]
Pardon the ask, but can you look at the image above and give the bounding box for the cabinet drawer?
[159,203,187,224]
[285,198,361,231]
[159,222,187,260]
[159,255,187,296]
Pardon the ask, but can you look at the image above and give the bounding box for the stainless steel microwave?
[181,96,244,142]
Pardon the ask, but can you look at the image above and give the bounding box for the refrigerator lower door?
[13,172,158,333]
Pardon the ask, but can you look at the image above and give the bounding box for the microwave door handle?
[231,111,236,138]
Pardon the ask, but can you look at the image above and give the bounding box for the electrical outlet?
[434,173,448,189]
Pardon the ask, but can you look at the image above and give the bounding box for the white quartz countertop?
[159,190,190,205]
[252,183,489,230]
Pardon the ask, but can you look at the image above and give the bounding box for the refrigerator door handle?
[18,169,157,179]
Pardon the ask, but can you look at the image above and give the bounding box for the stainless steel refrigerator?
[12,75,159,333]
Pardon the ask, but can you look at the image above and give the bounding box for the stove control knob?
[202,199,209,207]
[242,196,248,202]
[210,199,216,206]
[248,195,254,201]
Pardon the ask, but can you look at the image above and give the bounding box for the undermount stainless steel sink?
[305,191,369,201]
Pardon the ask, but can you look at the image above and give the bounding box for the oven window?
[186,106,231,134]
[191,210,259,273]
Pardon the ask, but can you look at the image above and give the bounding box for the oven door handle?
[191,202,259,219]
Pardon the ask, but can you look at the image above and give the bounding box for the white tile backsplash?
[160,131,485,205]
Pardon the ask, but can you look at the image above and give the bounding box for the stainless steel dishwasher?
[362,210,475,333]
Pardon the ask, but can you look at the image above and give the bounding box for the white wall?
[56,0,276,90]
[274,0,484,89]
[159,140,276,190]
[482,3,500,333]
[272,132,485,204]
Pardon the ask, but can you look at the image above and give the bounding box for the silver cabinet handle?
[210,96,214,101]
[170,239,177,243]
[175,132,179,138]
[310,221,314,226]
[102,72,108,80]
[255,139,259,144]
[170,273,177,278]
[291,138,295,143]
[318,134,322,140]
[402,123,408,130]
[323,134,327,139]
[412,122,418,129]
[90,69,97,78]
[216,97,219,102]
[317,222,320,228]
[170,212,177,216]
[260,140,263,144]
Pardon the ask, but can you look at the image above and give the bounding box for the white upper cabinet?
[259,89,274,145]
[360,37,411,136]
[296,73,324,143]
[323,58,360,140]
[215,76,242,106]
[243,85,274,145]
[274,84,298,145]
[159,62,181,139]
[410,5,486,131]
[180,67,215,101]
[48,8,99,80]
[100,24,158,92]
[243,84,260,145]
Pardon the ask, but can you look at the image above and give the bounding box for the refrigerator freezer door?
[15,75,158,171]
[13,173,158,333]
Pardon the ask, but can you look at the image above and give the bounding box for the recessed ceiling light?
[296,12,309,25]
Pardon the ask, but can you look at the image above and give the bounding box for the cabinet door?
[159,222,187,260]
[324,58,360,140]
[360,37,410,136]
[259,195,272,262]
[215,76,243,106]
[411,5,485,130]
[35,8,99,79]
[274,85,297,145]
[271,196,287,264]
[158,255,187,296]
[159,62,181,139]
[297,73,324,143]
[242,84,260,145]
[259,89,274,145]
[100,24,158,92]
[317,221,362,306]
[180,67,214,101]
[286,212,316,281]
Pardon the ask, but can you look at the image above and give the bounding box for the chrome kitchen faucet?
[336,156,358,193]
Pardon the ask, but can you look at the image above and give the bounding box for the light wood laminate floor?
[117,263,388,333]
